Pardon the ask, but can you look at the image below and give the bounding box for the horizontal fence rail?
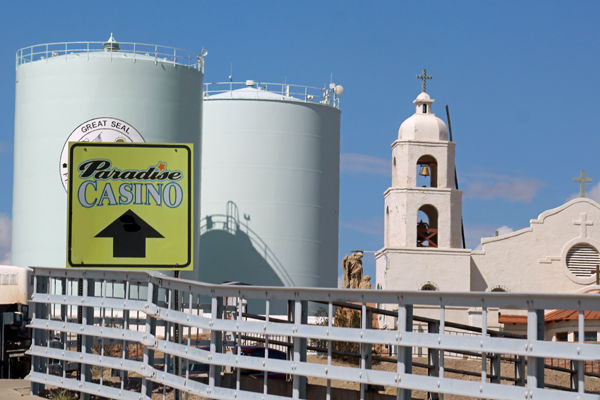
[26,267,600,400]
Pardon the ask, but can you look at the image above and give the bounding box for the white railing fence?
[27,267,600,400]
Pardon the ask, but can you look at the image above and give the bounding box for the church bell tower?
[377,70,470,292]
[385,77,462,249]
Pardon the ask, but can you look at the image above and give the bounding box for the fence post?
[526,307,545,393]
[290,299,307,399]
[142,281,158,400]
[490,353,501,384]
[173,272,181,400]
[60,278,67,381]
[576,309,585,394]
[79,275,94,400]
[513,355,526,386]
[365,307,373,374]
[76,278,83,382]
[570,359,579,391]
[398,303,413,400]
[427,321,440,400]
[209,296,223,389]
[287,300,294,380]
[122,308,130,383]
[360,304,374,396]
[30,274,48,396]
[301,300,307,397]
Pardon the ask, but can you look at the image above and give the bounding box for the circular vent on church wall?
[566,244,600,277]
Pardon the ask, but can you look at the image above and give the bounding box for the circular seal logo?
[60,117,145,191]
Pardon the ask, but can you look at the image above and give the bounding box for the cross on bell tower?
[416,69,432,93]
[574,170,592,197]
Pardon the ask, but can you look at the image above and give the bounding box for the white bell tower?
[385,90,463,249]
[376,71,471,293]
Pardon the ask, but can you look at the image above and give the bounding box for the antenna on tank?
[229,64,233,94]
[103,33,120,52]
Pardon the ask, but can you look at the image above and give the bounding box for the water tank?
[200,81,341,291]
[12,36,203,271]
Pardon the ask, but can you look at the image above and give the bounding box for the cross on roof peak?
[416,69,432,93]
[574,170,592,197]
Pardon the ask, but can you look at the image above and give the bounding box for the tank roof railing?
[204,81,341,109]
[16,41,204,72]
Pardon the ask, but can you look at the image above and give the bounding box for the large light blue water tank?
[200,81,341,292]
[12,36,203,271]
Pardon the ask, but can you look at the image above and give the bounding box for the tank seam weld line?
[256,238,323,245]
[206,130,327,139]
[202,202,323,209]
[203,166,324,174]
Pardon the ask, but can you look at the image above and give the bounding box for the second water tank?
[200,81,341,290]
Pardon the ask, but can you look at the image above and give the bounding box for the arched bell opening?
[420,283,438,291]
[417,204,438,248]
[416,155,438,188]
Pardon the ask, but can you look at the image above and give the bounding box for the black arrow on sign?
[95,210,164,258]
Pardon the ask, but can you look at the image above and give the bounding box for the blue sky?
[1,1,600,282]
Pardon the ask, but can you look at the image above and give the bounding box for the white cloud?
[340,153,390,176]
[568,181,600,203]
[463,172,543,202]
[340,218,384,236]
[0,214,11,265]
[466,224,514,251]
[337,274,344,288]
[496,225,514,236]
[464,224,495,250]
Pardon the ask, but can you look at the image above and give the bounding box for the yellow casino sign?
[67,142,193,270]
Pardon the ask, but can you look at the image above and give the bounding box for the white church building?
[375,83,600,341]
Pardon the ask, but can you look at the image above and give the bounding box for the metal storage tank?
[200,81,341,293]
[12,35,203,274]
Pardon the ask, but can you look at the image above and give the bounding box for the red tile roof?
[499,310,600,324]
[498,315,527,324]
[545,309,600,322]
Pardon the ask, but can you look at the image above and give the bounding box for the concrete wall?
[378,248,471,292]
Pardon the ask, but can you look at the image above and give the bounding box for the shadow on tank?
[197,201,293,287]
[198,229,284,286]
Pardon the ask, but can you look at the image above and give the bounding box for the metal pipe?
[446,105,466,249]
